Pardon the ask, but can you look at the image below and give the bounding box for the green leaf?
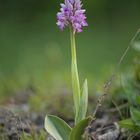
[130,107,140,126]
[70,30,80,119]
[119,119,140,132]
[76,79,88,124]
[45,115,71,140]
[70,117,92,140]
[72,62,80,115]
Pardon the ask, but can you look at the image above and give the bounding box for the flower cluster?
[57,0,88,33]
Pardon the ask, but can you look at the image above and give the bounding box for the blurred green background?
[0,0,140,103]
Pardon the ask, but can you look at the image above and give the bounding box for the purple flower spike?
[57,0,88,33]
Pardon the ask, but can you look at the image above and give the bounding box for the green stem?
[70,29,76,62]
[70,28,80,124]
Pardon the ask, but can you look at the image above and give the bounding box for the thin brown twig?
[93,28,140,117]
[105,103,128,113]
[111,99,124,119]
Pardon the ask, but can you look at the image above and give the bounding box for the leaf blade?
[70,117,92,140]
[70,30,81,119]
[45,115,71,140]
[76,79,88,124]
[130,107,140,126]
[119,119,140,132]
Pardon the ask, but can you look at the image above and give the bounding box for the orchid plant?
[44,0,92,140]
[44,1,140,140]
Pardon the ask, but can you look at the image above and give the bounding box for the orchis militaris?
[45,1,89,140]
[57,0,88,124]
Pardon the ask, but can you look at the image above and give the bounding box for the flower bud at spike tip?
[57,0,88,33]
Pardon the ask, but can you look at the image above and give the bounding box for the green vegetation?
[0,0,140,139]
[0,0,140,101]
